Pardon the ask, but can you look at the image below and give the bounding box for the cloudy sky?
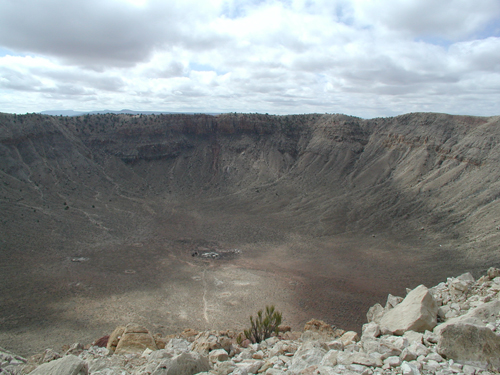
[1,0,499,118]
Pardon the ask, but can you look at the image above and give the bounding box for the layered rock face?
[2,112,500,251]
[2,112,500,355]
[3,267,500,375]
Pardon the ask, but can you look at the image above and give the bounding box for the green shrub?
[244,305,282,343]
[236,333,243,345]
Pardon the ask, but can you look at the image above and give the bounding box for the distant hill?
[39,109,88,116]
[39,109,221,116]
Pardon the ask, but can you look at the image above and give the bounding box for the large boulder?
[29,355,88,375]
[379,285,438,335]
[152,351,210,375]
[235,359,264,374]
[337,352,383,367]
[106,326,125,352]
[165,338,191,355]
[437,323,500,369]
[190,331,233,355]
[302,319,344,341]
[287,341,327,374]
[487,267,500,279]
[434,300,500,335]
[114,323,158,354]
[0,348,27,374]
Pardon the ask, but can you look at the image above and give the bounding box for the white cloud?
[351,0,500,40]
[449,37,500,72]
[0,0,499,117]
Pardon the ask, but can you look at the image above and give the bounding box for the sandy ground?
[0,217,466,357]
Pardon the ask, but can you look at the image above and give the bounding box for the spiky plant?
[244,305,283,343]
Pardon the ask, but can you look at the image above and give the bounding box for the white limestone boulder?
[434,299,500,335]
[361,322,380,340]
[152,351,210,375]
[287,341,327,374]
[437,323,500,369]
[29,355,88,375]
[379,285,438,335]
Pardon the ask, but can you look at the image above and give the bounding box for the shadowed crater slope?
[1,112,500,355]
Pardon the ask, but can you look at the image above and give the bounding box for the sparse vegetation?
[244,305,282,343]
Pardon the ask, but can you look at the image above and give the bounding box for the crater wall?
[1,112,500,355]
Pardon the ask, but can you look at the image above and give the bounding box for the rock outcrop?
[0,347,27,374]
[106,326,125,353]
[301,319,345,342]
[152,351,210,375]
[437,323,500,368]
[28,355,88,375]
[379,285,438,335]
[113,323,158,354]
[2,267,500,374]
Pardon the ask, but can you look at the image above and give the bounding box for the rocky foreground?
[2,268,500,375]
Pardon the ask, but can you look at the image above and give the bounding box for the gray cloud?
[0,0,500,117]
[38,69,126,92]
[0,67,43,91]
[0,0,222,69]
[40,83,95,97]
[353,0,500,40]
[149,61,186,79]
[450,38,500,72]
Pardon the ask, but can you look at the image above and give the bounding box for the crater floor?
[1,112,499,355]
